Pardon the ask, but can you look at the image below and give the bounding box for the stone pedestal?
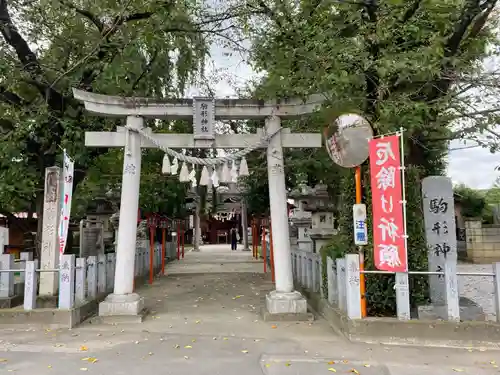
[262,290,313,321]
[99,293,144,315]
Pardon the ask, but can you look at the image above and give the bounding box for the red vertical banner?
[369,135,407,272]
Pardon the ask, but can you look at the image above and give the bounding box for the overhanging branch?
[57,0,105,32]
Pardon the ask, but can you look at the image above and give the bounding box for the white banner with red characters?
[59,151,74,254]
[369,135,407,272]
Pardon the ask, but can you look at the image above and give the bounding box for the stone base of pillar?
[262,290,313,321]
[242,247,251,251]
[98,293,145,321]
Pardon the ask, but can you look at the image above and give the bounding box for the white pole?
[113,116,143,295]
[266,115,293,293]
[399,127,409,269]
[396,127,411,320]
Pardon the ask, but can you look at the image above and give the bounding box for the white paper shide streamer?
[162,153,252,185]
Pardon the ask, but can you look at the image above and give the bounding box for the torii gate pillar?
[264,115,306,313]
[73,89,324,319]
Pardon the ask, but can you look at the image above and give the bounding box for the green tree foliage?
[0,0,255,240]
[241,0,499,314]
[485,176,500,204]
[454,184,487,218]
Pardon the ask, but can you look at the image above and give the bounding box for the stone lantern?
[300,184,337,253]
[289,184,313,252]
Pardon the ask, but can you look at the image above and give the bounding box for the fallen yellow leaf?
[452,369,464,372]
[285,363,291,367]
[349,369,359,374]
[343,360,349,364]
[364,364,371,367]
[223,337,228,341]
[148,352,153,356]
[174,344,180,349]
[79,345,88,352]
[328,361,335,365]
[81,357,98,363]
[265,364,271,368]
[271,325,277,329]
[491,361,497,365]
[242,350,249,354]
[80,368,88,371]
[184,345,192,349]
[328,368,337,372]
[0,359,7,363]
[48,365,52,369]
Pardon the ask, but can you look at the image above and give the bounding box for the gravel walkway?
[458,263,497,321]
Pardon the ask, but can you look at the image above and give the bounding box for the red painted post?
[181,221,185,259]
[149,227,154,284]
[176,221,181,260]
[160,217,167,275]
[262,226,266,271]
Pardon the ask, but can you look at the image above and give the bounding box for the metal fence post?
[23,260,38,310]
[59,254,75,309]
[444,259,460,322]
[0,254,14,298]
[87,256,98,299]
[75,258,87,304]
[494,263,500,323]
[336,258,346,312]
[345,254,362,319]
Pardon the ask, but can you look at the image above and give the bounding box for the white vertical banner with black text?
[59,151,74,254]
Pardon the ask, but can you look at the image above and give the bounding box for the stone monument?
[39,166,61,296]
[418,176,484,321]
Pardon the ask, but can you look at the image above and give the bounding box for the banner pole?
[355,166,367,318]
[399,128,409,268]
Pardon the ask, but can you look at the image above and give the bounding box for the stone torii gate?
[73,88,324,318]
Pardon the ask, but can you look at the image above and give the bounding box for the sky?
[189,41,499,190]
